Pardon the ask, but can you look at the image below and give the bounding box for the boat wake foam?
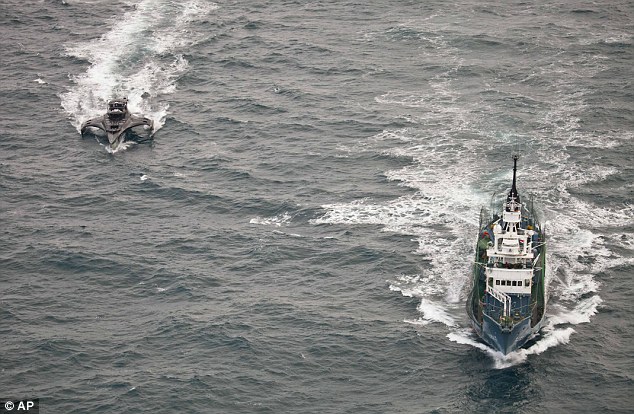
[448,325,575,369]
[447,294,602,368]
[313,107,631,364]
[313,18,634,361]
[390,274,458,327]
[61,0,218,144]
[249,213,293,227]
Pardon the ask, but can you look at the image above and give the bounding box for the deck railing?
[487,286,511,318]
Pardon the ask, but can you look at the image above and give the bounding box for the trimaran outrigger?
[467,155,546,354]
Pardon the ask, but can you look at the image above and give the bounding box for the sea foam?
[61,0,218,137]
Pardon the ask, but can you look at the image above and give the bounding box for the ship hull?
[468,312,542,354]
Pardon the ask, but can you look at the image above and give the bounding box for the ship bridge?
[486,268,532,295]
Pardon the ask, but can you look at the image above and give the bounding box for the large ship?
[467,155,546,354]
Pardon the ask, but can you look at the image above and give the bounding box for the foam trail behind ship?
[313,18,634,366]
[60,0,218,141]
[317,124,631,367]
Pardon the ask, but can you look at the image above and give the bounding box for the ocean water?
[1,0,633,412]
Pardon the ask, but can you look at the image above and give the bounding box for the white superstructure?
[485,197,535,297]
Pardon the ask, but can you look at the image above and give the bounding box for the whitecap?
[250,212,292,227]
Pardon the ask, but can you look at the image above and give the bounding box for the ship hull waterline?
[467,311,545,355]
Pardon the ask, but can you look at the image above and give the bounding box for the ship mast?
[507,155,520,204]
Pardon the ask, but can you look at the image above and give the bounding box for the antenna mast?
[508,155,520,202]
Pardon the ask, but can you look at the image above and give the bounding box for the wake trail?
[61,0,218,136]
[313,17,634,365]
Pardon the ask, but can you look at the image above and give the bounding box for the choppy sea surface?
[1,0,633,412]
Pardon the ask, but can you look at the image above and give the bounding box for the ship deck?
[484,293,532,322]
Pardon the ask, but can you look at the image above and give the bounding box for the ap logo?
[2,400,37,412]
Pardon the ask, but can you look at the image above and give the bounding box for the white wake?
[313,18,633,366]
[61,0,218,143]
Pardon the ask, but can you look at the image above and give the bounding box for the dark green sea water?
[1,0,632,412]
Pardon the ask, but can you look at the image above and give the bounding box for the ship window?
[512,281,517,286]
[495,280,500,285]
[525,279,530,286]
[501,280,506,286]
